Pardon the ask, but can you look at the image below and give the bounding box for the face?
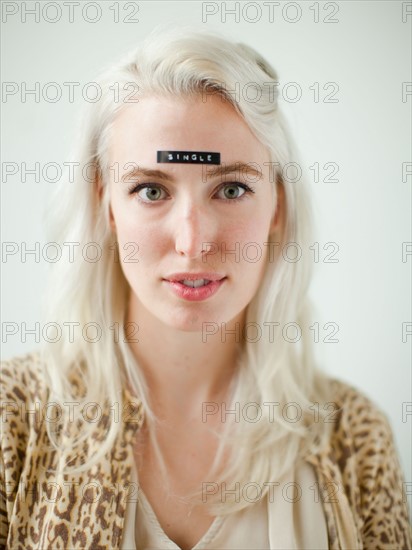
[107,94,281,332]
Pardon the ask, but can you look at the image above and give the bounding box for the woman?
[1,25,411,549]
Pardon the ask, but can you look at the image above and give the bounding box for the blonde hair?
[41,23,336,515]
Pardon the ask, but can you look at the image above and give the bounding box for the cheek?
[226,217,271,252]
[110,198,164,265]
[117,221,166,266]
[226,215,271,272]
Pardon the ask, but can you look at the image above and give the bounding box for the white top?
[121,459,329,550]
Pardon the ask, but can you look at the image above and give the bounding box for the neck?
[126,295,245,416]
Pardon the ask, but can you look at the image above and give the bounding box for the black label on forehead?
[157,151,221,164]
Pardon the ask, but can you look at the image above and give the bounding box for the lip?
[163,272,226,282]
[162,275,227,302]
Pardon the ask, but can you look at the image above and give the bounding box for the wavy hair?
[41,23,337,515]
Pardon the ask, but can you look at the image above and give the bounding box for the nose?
[173,200,215,259]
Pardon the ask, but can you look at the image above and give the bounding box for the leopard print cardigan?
[1,352,411,549]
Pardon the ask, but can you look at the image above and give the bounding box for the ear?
[95,169,116,232]
[95,168,104,201]
[108,203,116,232]
[269,179,285,237]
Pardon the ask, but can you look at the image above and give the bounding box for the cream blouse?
[120,458,329,550]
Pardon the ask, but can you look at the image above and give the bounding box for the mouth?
[177,279,214,288]
[164,272,226,284]
[162,276,227,301]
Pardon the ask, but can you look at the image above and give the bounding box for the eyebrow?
[121,162,263,183]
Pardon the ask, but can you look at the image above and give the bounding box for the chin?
[163,308,219,333]
[163,303,244,337]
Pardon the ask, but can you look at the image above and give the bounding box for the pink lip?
[163,278,226,302]
[164,272,226,282]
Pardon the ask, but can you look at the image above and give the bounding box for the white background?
[1,1,411,515]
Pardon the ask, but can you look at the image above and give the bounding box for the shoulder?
[313,376,412,548]
[319,376,401,477]
[1,350,50,456]
[310,374,396,458]
[1,350,49,410]
[0,351,49,435]
[326,375,393,433]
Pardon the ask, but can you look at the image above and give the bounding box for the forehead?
[108,94,268,167]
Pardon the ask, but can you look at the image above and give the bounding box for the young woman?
[1,26,411,549]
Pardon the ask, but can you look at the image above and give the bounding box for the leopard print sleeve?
[358,409,412,549]
[330,380,412,549]
[0,450,7,549]
[0,353,44,549]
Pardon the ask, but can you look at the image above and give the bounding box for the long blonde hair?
[41,23,336,515]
